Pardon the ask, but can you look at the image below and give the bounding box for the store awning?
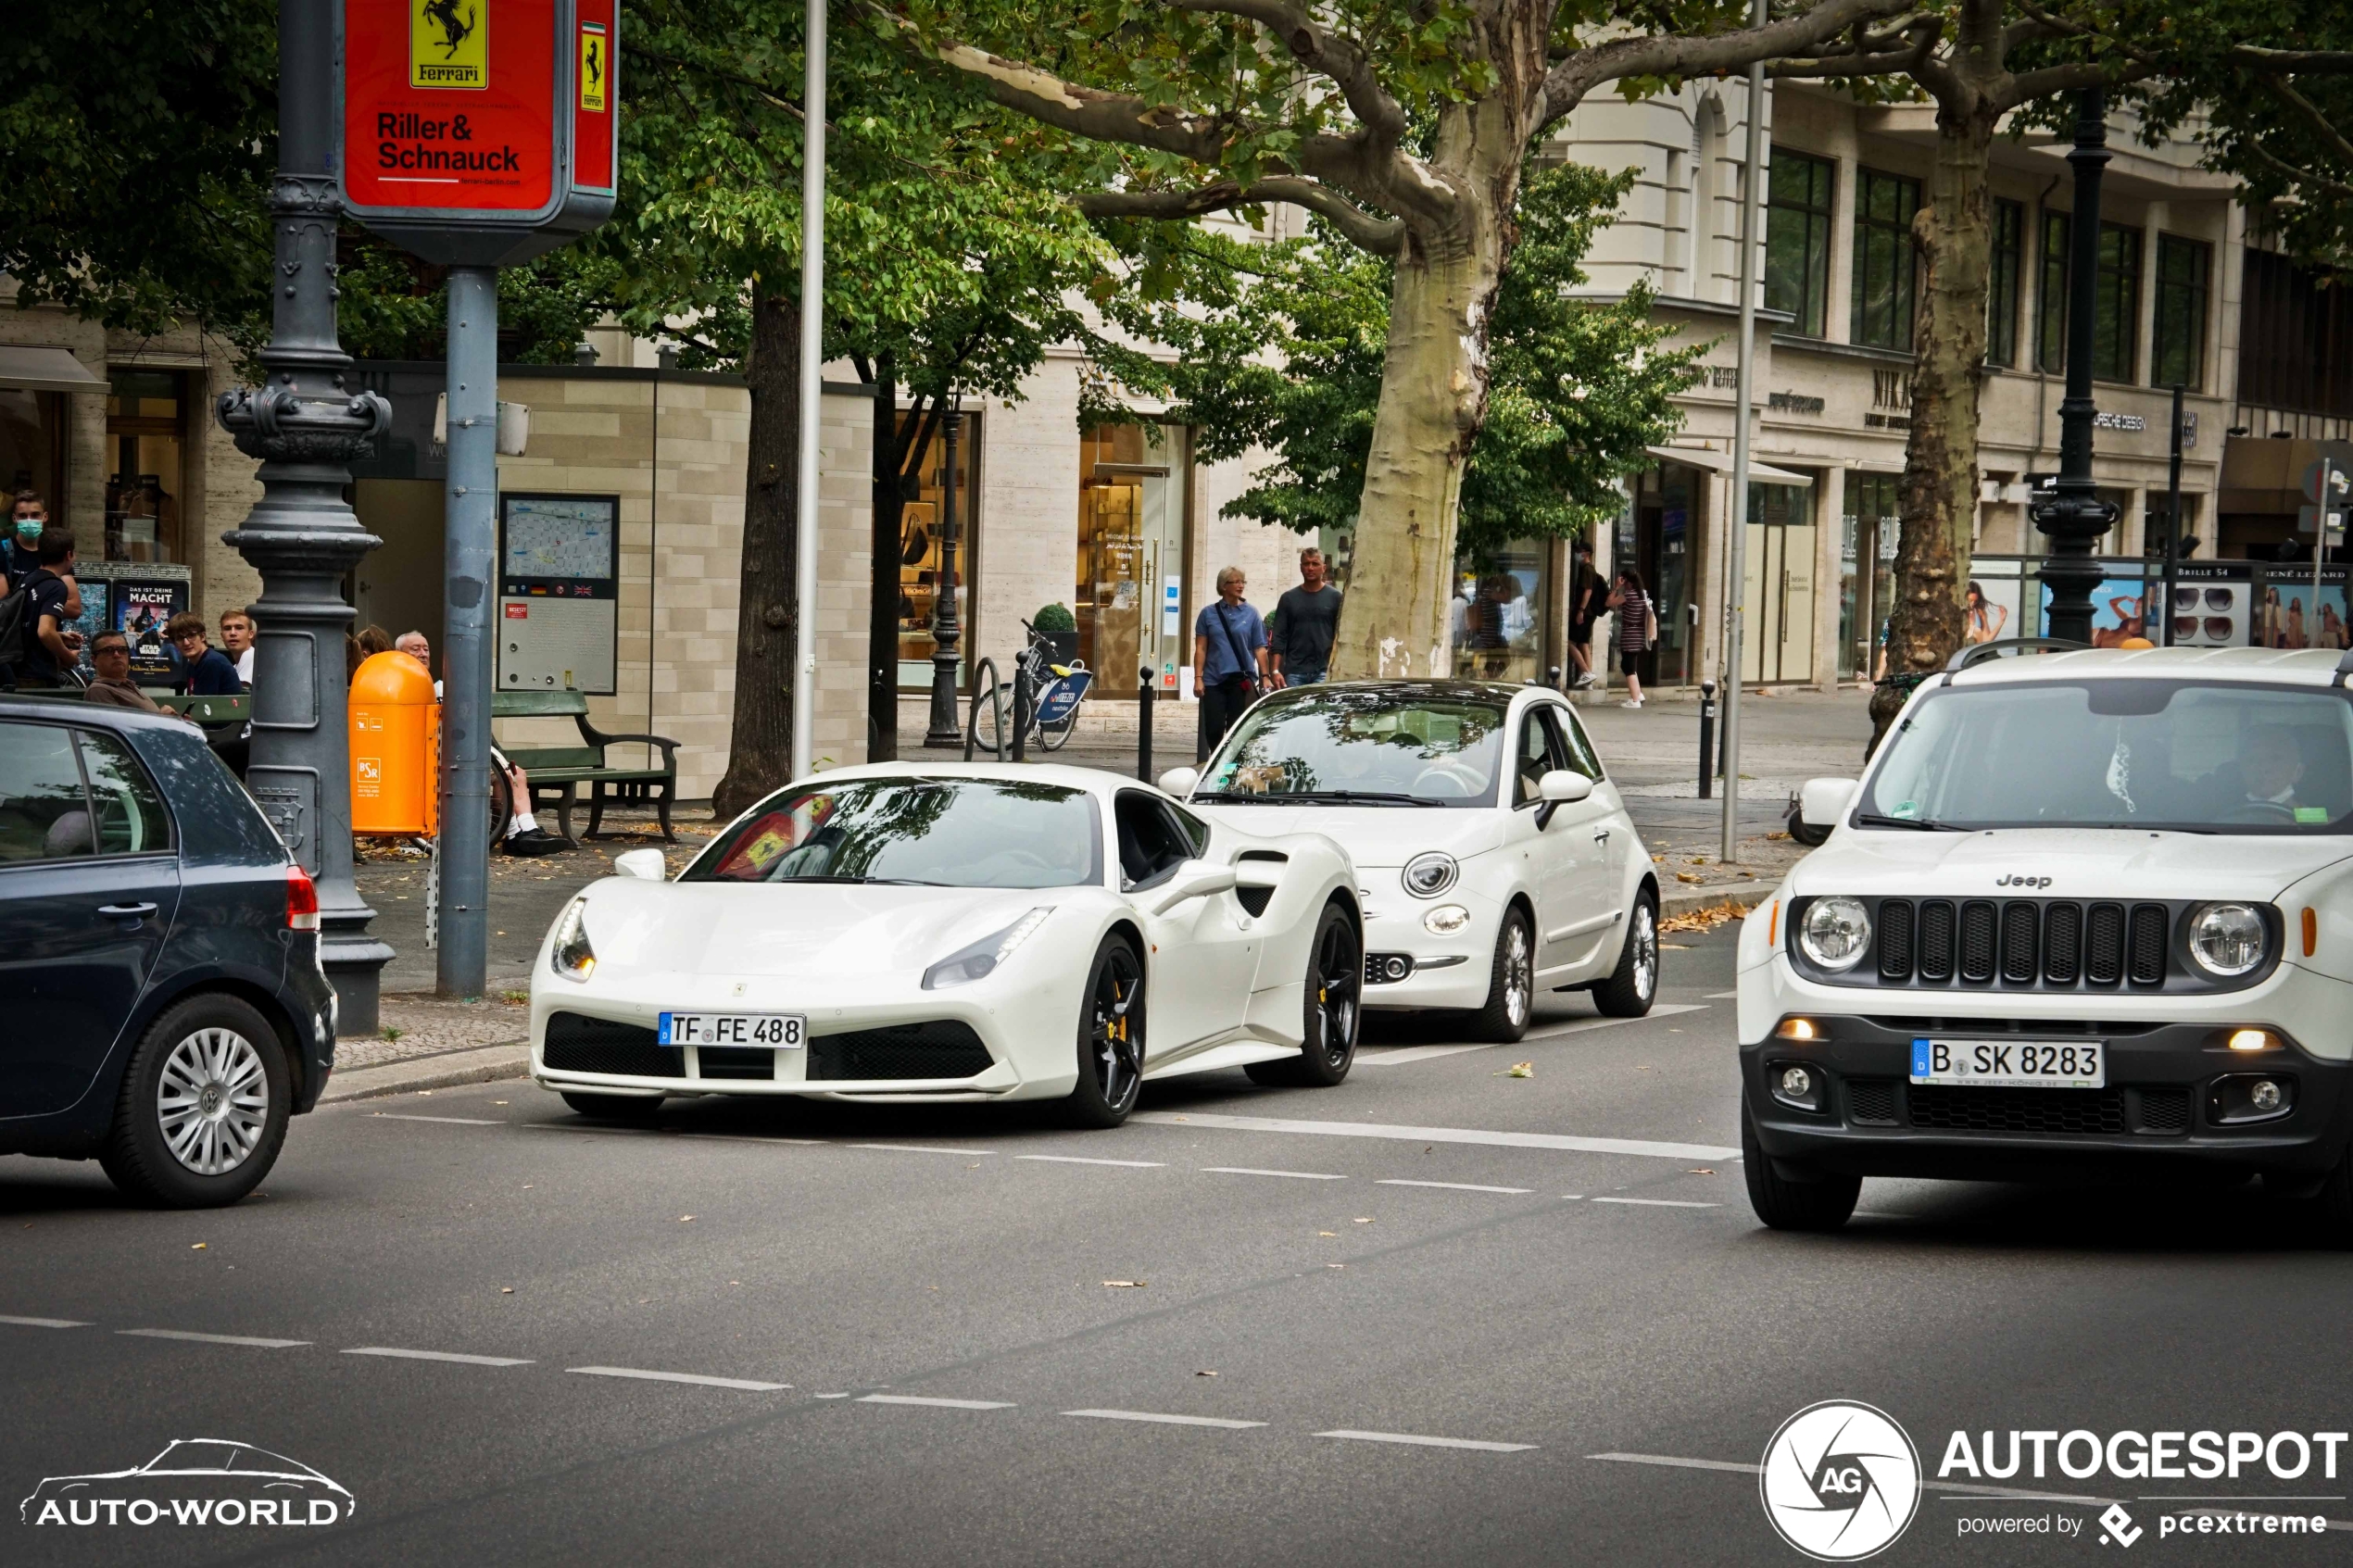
[1644,445,1815,487]
[0,345,109,395]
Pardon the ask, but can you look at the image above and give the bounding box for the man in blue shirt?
[1192,565,1269,759]
[166,611,244,696]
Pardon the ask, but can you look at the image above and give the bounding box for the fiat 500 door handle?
[1592,827,1611,843]
[98,902,158,921]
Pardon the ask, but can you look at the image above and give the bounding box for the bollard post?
[1139,667,1155,783]
[1548,664,1563,693]
[1698,679,1718,801]
[1011,657,1030,764]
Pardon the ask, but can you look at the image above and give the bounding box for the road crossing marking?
[0,1315,89,1328]
[1518,1003,1707,1042]
[569,1366,789,1391]
[371,1113,504,1125]
[1136,1111,1738,1163]
[1375,1180,1534,1195]
[344,1347,535,1366]
[1202,1167,1348,1181]
[1015,1155,1166,1168]
[850,1144,998,1157]
[120,1329,309,1348]
[1064,1409,1265,1429]
[1318,1429,1536,1453]
[858,1394,1015,1410]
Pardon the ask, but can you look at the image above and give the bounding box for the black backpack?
[0,569,46,675]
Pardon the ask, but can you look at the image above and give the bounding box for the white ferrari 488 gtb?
[529,763,1363,1127]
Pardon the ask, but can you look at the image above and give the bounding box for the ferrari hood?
[572,879,1060,979]
[1791,828,2353,904]
[1188,803,1505,868]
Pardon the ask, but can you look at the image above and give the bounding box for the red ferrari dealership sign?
[340,0,616,263]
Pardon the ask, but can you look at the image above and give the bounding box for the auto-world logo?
[1760,1401,1922,1561]
[19,1440,353,1529]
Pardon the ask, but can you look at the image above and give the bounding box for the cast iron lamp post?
[923,409,966,747]
[214,0,395,1033]
[2032,87,2121,644]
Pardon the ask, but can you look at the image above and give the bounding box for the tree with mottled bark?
[880,0,1914,680]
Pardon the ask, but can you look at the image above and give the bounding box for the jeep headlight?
[2188,902,2268,977]
[1402,852,1458,898]
[1798,897,1871,971]
[923,908,1051,989]
[550,897,596,982]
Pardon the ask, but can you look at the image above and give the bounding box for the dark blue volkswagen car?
[0,699,335,1206]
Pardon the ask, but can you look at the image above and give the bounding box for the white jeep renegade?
[1740,643,2353,1236]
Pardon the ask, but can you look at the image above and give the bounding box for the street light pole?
[216,0,393,1034]
[792,0,825,781]
[435,266,497,997]
[923,410,966,747]
[1722,3,1767,863]
[2033,87,2120,645]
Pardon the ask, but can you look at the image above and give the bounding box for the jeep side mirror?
[1793,778,1858,847]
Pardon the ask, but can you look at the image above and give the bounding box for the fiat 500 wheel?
[101,994,290,1209]
[1466,907,1534,1043]
[1592,891,1658,1018]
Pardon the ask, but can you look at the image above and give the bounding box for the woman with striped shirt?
[1604,568,1651,709]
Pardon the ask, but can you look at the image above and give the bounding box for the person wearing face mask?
[4,491,82,621]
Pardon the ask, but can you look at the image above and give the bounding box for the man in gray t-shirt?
[1270,547,1341,685]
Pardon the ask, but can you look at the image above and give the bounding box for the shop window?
[1841,472,1902,681]
[2092,224,2142,383]
[1850,169,1921,350]
[2236,248,2353,418]
[1987,198,2024,369]
[1453,540,1547,684]
[1077,424,1187,699]
[895,410,979,687]
[1765,150,1835,339]
[2037,211,2070,374]
[0,388,68,515]
[2152,234,2210,392]
[106,370,188,563]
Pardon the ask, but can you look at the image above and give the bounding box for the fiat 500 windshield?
[1197,690,1507,807]
[1860,681,2353,833]
[686,778,1102,887]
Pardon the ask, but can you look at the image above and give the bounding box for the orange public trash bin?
[350,650,440,835]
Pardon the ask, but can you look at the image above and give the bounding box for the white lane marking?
[372,1113,504,1125]
[1560,1194,1586,1200]
[1588,1452,2117,1507]
[1520,1004,1707,1043]
[1590,1451,1758,1476]
[1705,990,1739,999]
[569,1366,789,1391]
[0,1315,89,1329]
[1376,1179,1534,1195]
[522,1123,651,1135]
[1135,1111,1738,1163]
[1063,1409,1266,1429]
[858,1394,1015,1410]
[849,1144,998,1157]
[120,1329,309,1348]
[1318,1429,1536,1453]
[1590,1197,1719,1210]
[343,1347,534,1367]
[1015,1155,1166,1168]
[1202,1167,1347,1181]
[1357,1044,1493,1066]
[676,1134,826,1146]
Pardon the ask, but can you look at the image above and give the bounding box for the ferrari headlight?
[1798,897,1871,971]
[1402,852,1458,898]
[922,908,1051,989]
[550,897,596,982]
[2189,902,2268,977]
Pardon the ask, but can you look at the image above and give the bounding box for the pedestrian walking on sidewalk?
[1605,568,1653,709]
[1194,566,1269,759]
[1566,540,1604,689]
[1269,546,1340,687]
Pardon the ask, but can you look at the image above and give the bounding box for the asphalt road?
[9,922,2353,1565]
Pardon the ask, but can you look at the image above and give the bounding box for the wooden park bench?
[491,688,680,843]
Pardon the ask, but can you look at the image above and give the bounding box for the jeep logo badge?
[1994,874,2054,889]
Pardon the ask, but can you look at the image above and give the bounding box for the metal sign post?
[1722,0,1766,863]
[338,0,618,997]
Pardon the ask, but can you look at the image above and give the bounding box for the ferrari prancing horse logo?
[412,0,486,90]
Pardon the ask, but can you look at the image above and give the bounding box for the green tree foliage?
[1110,164,1699,568]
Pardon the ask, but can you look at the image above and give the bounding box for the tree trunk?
[1868,107,1996,750]
[712,282,801,817]
[869,352,900,762]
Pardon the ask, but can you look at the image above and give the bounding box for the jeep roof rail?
[1944,636,2093,672]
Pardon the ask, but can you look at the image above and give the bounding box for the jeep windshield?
[1197,687,1507,808]
[1860,681,2353,833]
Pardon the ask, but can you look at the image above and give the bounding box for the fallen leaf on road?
[1687,1168,1716,1175]
[190,1243,206,1250]
[1170,1116,1189,1123]
[1675,872,1703,884]
[1353,1217,1374,1224]
[1766,830,1791,841]
[501,1287,514,1294]
[1508,1061,1534,1078]
[1317,1231,1338,1237]
[1326,1263,1346,1270]
[679,1215,696,1223]
[1196,1370,1217,1378]
[1103,1280,1147,1288]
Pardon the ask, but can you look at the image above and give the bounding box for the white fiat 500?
[529,763,1362,1127]
[1163,681,1658,1040]
[1743,645,2353,1237]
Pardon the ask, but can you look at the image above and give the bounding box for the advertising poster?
[62,578,110,674]
[114,581,185,682]
[2252,576,2351,650]
[1960,575,2021,646]
[2164,570,2254,647]
[2039,576,2152,646]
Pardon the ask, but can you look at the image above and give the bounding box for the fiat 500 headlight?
[1402,852,1458,898]
[1798,897,1871,970]
[549,897,596,982]
[2188,902,2269,977]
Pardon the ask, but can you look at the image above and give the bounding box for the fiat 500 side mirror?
[1535,768,1594,829]
[613,847,668,883]
[1157,766,1201,797]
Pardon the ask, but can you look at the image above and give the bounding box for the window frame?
[2036,210,2071,374]
[0,720,175,868]
[1849,168,1923,350]
[1986,198,2024,369]
[1765,149,1837,340]
[2091,222,2144,384]
[2152,232,2212,393]
[1512,708,1567,809]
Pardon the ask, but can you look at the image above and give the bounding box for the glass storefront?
[1453,539,1548,683]
[1076,424,1187,697]
[1619,465,1696,685]
[0,388,68,513]
[895,410,979,688]
[105,370,188,564]
[1742,482,1818,684]
[1840,472,1900,680]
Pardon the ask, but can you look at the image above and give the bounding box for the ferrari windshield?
[1198,687,1507,807]
[686,778,1103,886]
[1860,681,2353,833]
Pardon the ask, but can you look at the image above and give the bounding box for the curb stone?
[319,1043,532,1105]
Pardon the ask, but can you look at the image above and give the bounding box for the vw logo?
[1758,1400,1921,1561]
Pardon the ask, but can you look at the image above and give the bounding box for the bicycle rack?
[964,658,1005,760]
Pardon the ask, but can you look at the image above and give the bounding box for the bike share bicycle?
[969,619,1093,758]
